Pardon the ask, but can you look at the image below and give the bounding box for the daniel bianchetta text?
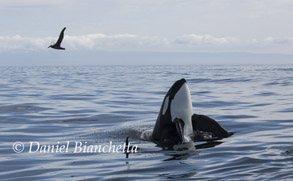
[14,141,138,154]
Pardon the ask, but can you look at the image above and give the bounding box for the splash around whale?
[141,78,233,145]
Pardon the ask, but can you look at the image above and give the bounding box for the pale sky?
[0,0,293,65]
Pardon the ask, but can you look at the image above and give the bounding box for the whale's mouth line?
[174,118,185,144]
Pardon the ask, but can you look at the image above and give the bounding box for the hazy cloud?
[0,35,53,51]
[174,34,239,46]
[1,33,293,53]
[65,34,169,50]
[264,36,293,45]
[0,34,169,52]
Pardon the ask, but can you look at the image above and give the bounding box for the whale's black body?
[49,27,66,50]
[151,78,232,144]
[192,114,232,140]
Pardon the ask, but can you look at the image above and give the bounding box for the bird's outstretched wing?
[56,27,66,46]
[192,114,232,139]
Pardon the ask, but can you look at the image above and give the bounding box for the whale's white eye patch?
[162,96,169,115]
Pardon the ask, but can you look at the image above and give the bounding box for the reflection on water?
[0,65,292,180]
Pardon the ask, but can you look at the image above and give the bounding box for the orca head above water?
[152,78,193,144]
[143,78,233,146]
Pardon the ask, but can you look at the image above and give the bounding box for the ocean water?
[0,65,292,180]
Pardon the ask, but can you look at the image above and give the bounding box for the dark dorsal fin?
[56,27,66,46]
[192,114,232,139]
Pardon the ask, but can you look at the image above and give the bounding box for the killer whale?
[152,78,193,144]
[144,78,232,144]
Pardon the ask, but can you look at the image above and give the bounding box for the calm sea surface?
[0,65,292,180]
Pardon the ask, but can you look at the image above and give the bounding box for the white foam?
[140,130,153,141]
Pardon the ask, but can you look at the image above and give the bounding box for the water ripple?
[1,65,293,180]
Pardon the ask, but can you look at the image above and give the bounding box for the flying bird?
[48,27,66,50]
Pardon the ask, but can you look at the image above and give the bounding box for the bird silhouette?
[48,27,66,50]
